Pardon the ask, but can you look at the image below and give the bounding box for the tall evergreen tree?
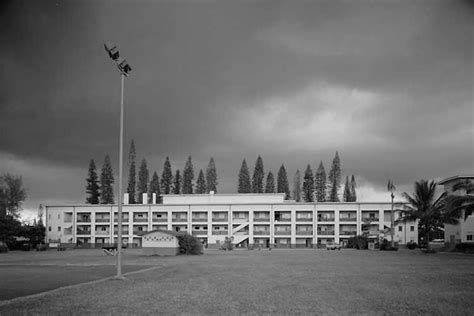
[343,176,351,202]
[315,161,327,202]
[302,164,314,202]
[127,140,137,204]
[206,157,218,193]
[277,164,290,200]
[149,171,161,203]
[137,158,149,203]
[182,156,194,194]
[85,159,100,204]
[265,171,275,193]
[196,170,207,194]
[99,155,114,204]
[238,159,251,193]
[173,170,181,194]
[252,156,265,193]
[293,169,301,202]
[161,157,173,195]
[350,175,357,202]
[327,151,342,202]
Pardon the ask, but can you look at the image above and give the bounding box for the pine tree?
[99,155,114,204]
[302,164,314,202]
[85,159,100,204]
[137,158,149,203]
[315,161,327,202]
[327,151,341,202]
[350,175,357,202]
[149,171,161,203]
[265,171,275,193]
[196,170,207,194]
[206,157,218,193]
[182,156,194,194]
[252,156,265,193]
[343,176,351,202]
[127,140,137,204]
[161,157,173,195]
[238,159,251,193]
[277,164,290,200]
[173,170,181,194]
[293,169,301,202]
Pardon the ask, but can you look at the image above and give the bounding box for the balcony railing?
[318,218,335,222]
[132,230,148,235]
[212,231,228,235]
[77,218,91,223]
[95,231,110,235]
[96,218,110,223]
[212,218,228,222]
[254,218,270,222]
[296,231,313,235]
[362,217,379,222]
[77,230,91,235]
[275,231,291,235]
[114,218,129,223]
[152,218,167,222]
[296,217,313,222]
[192,230,208,235]
[339,218,356,222]
[253,231,270,235]
[172,218,188,222]
[133,218,148,223]
[114,230,130,235]
[340,231,357,236]
[192,218,208,222]
[317,231,335,235]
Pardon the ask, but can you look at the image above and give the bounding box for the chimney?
[152,193,157,204]
[123,193,129,205]
[142,193,148,205]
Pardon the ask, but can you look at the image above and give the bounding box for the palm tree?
[401,180,459,251]
[446,179,474,220]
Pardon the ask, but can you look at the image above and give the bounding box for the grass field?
[1,248,473,315]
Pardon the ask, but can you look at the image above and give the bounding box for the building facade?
[44,193,417,248]
[440,175,474,244]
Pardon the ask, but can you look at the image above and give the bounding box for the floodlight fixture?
[104,41,120,60]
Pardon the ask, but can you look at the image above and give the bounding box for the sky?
[0,0,473,222]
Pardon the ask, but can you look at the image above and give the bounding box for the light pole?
[104,42,131,279]
[387,180,396,248]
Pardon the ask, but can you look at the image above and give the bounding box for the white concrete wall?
[162,193,285,205]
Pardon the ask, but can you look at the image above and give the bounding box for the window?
[48,226,51,231]
[467,235,473,241]
[398,226,402,232]
[101,227,107,231]
[410,226,415,232]
[58,226,61,231]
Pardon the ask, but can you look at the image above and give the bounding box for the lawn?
[1,248,473,315]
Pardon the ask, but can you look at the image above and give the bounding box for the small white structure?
[142,230,180,256]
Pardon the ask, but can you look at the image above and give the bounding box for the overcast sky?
[1,0,473,221]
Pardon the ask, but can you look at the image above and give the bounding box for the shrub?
[177,233,203,255]
[454,243,474,253]
[36,243,48,251]
[347,236,369,249]
[380,239,398,251]
[406,241,417,250]
[0,242,8,253]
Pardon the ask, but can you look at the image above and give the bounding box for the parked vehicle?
[326,242,342,250]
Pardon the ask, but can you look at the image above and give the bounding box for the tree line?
[85,140,218,204]
[86,143,357,204]
[238,151,356,202]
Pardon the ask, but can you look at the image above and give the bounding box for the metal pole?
[390,192,395,248]
[116,73,125,279]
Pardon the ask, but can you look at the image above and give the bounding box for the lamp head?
[104,42,120,60]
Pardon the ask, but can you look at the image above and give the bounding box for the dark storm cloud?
[0,0,472,212]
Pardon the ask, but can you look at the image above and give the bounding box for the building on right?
[439,175,474,245]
